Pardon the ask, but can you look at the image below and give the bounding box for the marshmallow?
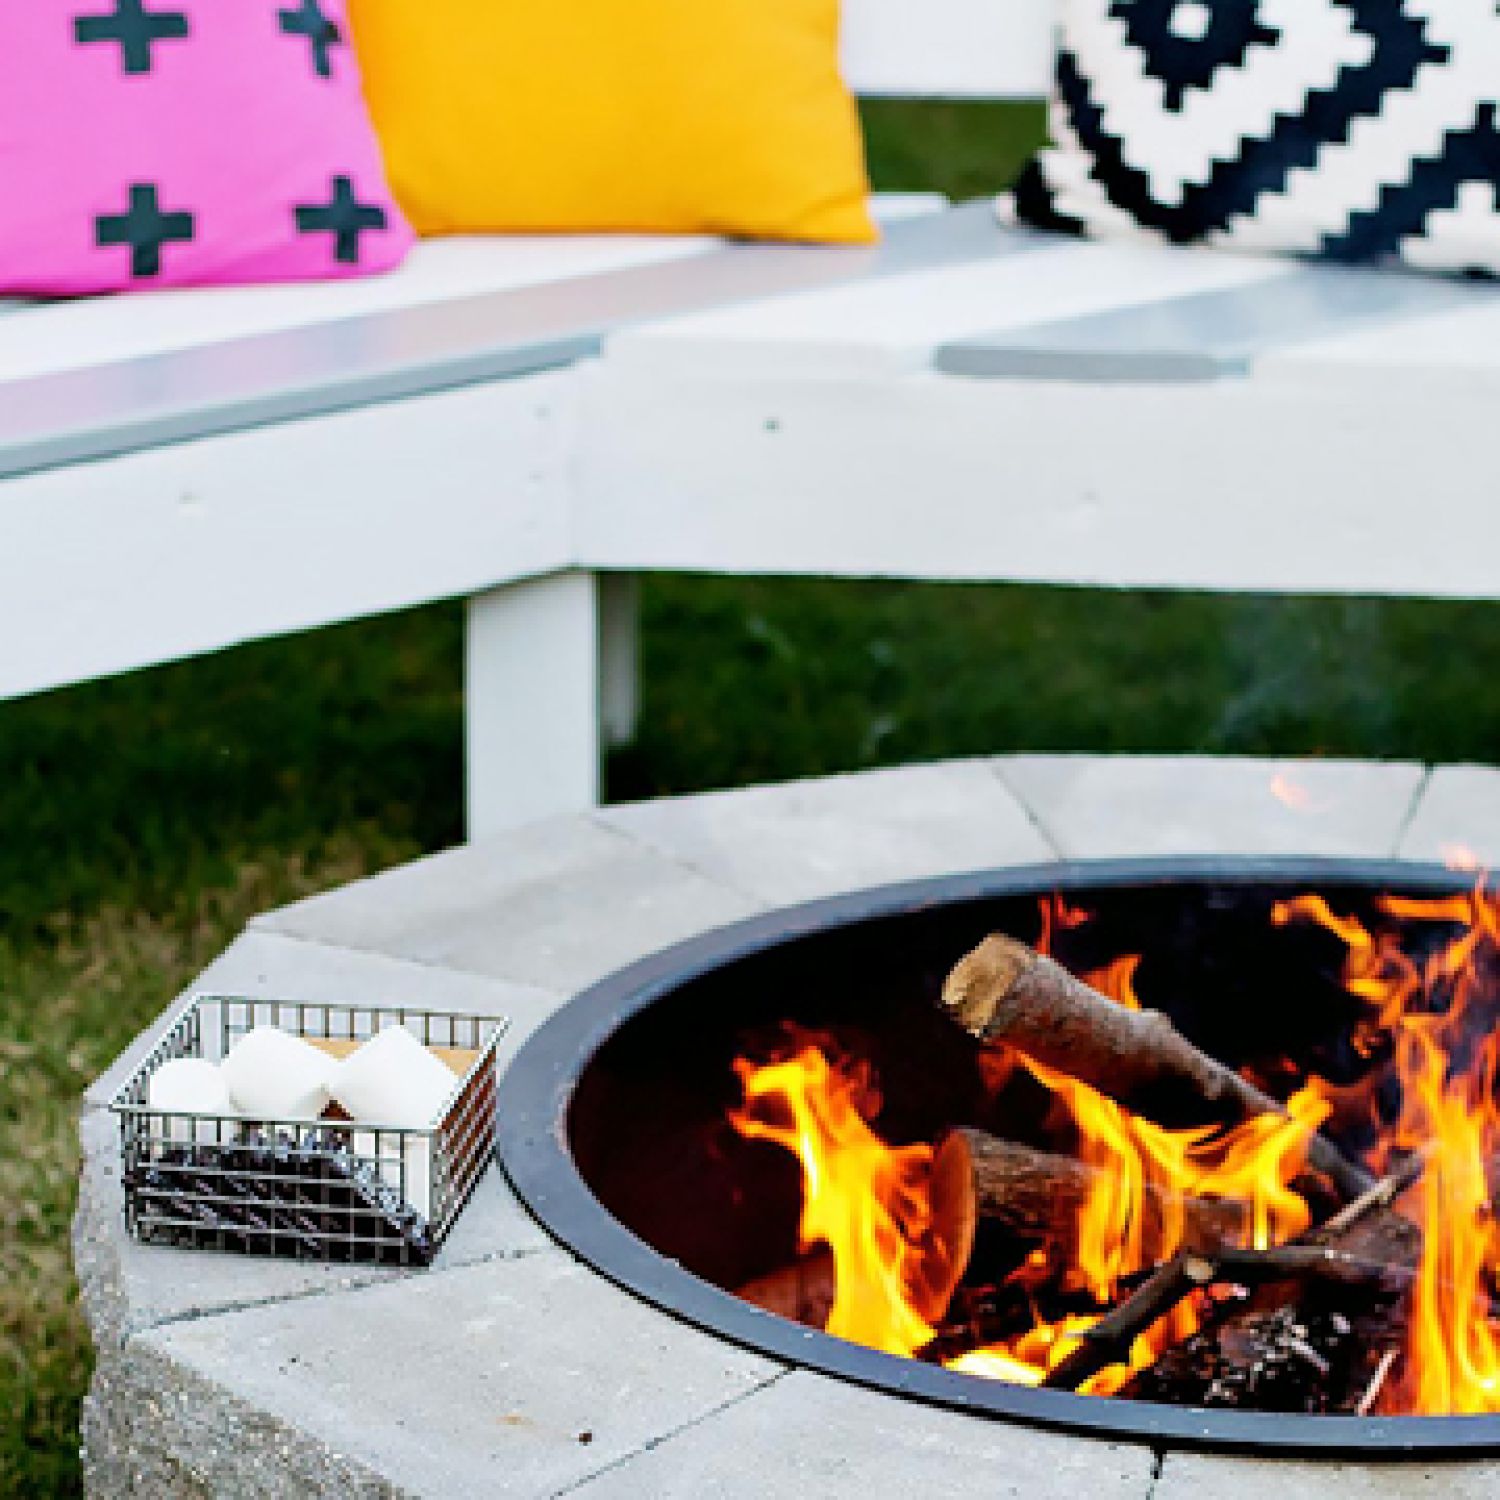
[331,1025,457,1130]
[220,1026,334,1120]
[147,1058,235,1144]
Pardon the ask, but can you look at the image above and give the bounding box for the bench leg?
[599,573,640,748]
[465,572,603,840]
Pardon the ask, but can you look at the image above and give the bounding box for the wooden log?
[940,934,1371,1200]
[1042,1244,1412,1395]
[1308,1152,1424,1269]
[948,1128,1249,1255]
[735,1252,836,1328]
[1115,1159,1424,1410]
[917,1128,980,1322]
[1044,1253,1219,1393]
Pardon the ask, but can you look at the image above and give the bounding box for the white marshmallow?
[220,1026,334,1120]
[331,1025,457,1131]
[147,1058,235,1144]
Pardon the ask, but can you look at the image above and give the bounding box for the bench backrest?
[843,0,1053,99]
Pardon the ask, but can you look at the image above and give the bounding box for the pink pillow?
[0,1,412,295]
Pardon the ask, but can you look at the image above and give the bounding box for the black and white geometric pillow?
[1006,0,1500,276]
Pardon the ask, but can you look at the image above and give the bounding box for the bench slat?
[935,262,1491,383]
[1263,285,1500,383]
[604,233,1293,378]
[0,238,713,384]
[0,203,994,484]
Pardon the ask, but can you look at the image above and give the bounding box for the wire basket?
[110,995,507,1267]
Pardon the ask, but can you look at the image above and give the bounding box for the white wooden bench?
[6,0,1497,841]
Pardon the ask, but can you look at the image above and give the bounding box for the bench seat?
[581,226,1500,602]
[0,238,716,384]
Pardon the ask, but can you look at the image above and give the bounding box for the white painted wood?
[869,192,953,223]
[465,572,602,838]
[0,373,575,702]
[0,238,714,383]
[573,361,1500,601]
[0,196,945,388]
[604,239,1291,379]
[599,574,641,747]
[1259,292,1500,389]
[842,0,1055,99]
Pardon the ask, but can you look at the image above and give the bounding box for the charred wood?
[1115,1159,1425,1409]
[735,1252,835,1328]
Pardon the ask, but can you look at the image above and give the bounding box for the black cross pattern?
[96,184,196,278]
[278,0,343,78]
[74,0,189,76]
[295,176,387,263]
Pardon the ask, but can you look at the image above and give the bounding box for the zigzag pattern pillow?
[1007,0,1500,277]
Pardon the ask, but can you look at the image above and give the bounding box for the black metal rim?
[496,855,1500,1458]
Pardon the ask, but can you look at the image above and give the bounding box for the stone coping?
[74,755,1500,1498]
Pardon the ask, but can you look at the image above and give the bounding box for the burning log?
[1087,1158,1427,1409]
[736,1251,835,1327]
[944,1128,1249,1255]
[1308,1151,1424,1267]
[940,934,1372,1201]
[1043,1252,1220,1392]
[1139,1302,1369,1412]
[1043,1243,1414,1395]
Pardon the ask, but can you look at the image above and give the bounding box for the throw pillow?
[1007,0,1500,276]
[1,1,412,295]
[348,0,876,244]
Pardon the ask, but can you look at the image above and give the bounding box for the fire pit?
[79,757,1500,1494]
[499,855,1500,1456]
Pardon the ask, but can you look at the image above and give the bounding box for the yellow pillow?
[348,0,876,243]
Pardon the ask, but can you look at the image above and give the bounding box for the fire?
[731,1047,946,1357]
[1277,880,1500,1413]
[730,1043,1135,1388]
[953,950,1323,1392]
[731,879,1500,1414]
[730,935,1323,1394]
[948,1317,1101,1387]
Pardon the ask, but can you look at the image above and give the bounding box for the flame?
[1037,892,1090,955]
[948,1317,1103,1388]
[732,879,1500,1414]
[729,1039,1143,1390]
[1028,950,1318,1271]
[730,929,1322,1394]
[731,1047,945,1356]
[1277,879,1500,1413]
[959,947,1323,1391]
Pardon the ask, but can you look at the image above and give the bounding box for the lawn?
[5,102,1500,1493]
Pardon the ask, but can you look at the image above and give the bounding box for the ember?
[729,879,1500,1416]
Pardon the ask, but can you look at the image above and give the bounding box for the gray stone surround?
[74,755,1500,1497]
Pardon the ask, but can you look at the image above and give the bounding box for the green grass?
[0,612,464,1493]
[860,99,1047,199]
[4,101,1500,1492]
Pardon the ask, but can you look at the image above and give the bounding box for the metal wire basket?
[110,995,507,1267]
